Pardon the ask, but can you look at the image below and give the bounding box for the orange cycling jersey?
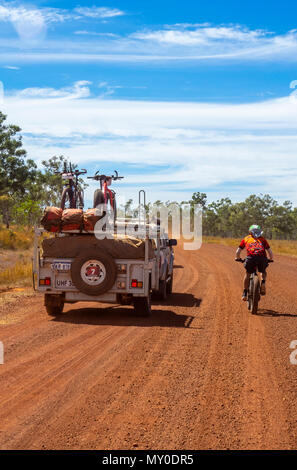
[239,235,270,257]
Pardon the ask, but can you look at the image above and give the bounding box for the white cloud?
[132,25,265,46]
[12,81,92,99]
[0,3,125,42]
[2,91,297,203]
[2,65,20,69]
[74,30,118,37]
[74,6,124,19]
[0,21,297,64]
[0,3,46,41]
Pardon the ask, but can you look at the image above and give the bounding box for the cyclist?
[235,225,274,301]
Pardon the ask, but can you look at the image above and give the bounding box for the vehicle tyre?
[166,271,173,295]
[133,279,151,317]
[70,250,117,296]
[158,279,167,300]
[61,187,76,210]
[252,276,260,315]
[45,294,64,316]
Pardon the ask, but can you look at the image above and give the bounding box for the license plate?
[51,260,71,272]
[55,278,75,289]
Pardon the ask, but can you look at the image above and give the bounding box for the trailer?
[32,217,177,317]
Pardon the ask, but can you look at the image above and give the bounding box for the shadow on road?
[53,305,196,328]
[257,308,297,318]
[152,293,202,308]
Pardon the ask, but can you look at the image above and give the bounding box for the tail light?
[39,277,51,286]
[131,279,143,288]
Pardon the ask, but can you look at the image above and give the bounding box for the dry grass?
[203,236,297,257]
[0,225,33,250]
[0,259,32,286]
[0,225,34,287]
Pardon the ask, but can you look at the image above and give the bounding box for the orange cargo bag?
[61,209,83,231]
[83,208,104,232]
[40,207,62,232]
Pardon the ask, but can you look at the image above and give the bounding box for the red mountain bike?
[87,170,124,222]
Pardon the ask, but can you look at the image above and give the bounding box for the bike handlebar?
[54,168,87,177]
[87,169,124,181]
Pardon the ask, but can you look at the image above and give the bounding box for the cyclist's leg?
[243,271,250,290]
[242,257,255,300]
[258,257,268,294]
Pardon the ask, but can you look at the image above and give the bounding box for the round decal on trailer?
[80,260,106,286]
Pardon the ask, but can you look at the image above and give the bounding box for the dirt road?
[0,243,297,450]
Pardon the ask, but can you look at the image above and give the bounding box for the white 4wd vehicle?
[33,220,177,317]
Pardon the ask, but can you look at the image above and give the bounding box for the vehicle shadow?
[173,265,184,269]
[152,293,202,308]
[257,308,297,318]
[54,305,196,328]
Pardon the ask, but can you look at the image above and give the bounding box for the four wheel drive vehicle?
[33,218,177,317]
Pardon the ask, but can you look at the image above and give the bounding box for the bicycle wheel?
[110,190,117,223]
[93,189,105,208]
[247,276,253,311]
[61,187,75,210]
[77,189,84,210]
[252,276,260,315]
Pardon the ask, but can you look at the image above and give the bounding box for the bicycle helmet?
[249,224,263,238]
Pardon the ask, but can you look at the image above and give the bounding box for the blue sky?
[1,0,297,207]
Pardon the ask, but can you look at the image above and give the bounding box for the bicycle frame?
[57,163,86,210]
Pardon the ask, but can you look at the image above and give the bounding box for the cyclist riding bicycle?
[235,225,274,301]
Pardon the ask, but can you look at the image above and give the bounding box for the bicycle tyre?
[61,187,75,210]
[248,276,253,311]
[77,189,84,210]
[252,276,260,315]
[93,189,105,208]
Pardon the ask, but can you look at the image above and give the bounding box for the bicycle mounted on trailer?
[235,224,274,303]
[87,170,124,221]
[55,162,87,210]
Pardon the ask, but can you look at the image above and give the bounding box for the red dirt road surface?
[0,243,297,450]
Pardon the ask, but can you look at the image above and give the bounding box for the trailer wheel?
[133,296,151,317]
[45,294,64,316]
[71,250,117,296]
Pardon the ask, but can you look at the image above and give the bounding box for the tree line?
[0,111,84,227]
[0,110,296,239]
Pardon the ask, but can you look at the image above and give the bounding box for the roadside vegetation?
[204,236,297,257]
